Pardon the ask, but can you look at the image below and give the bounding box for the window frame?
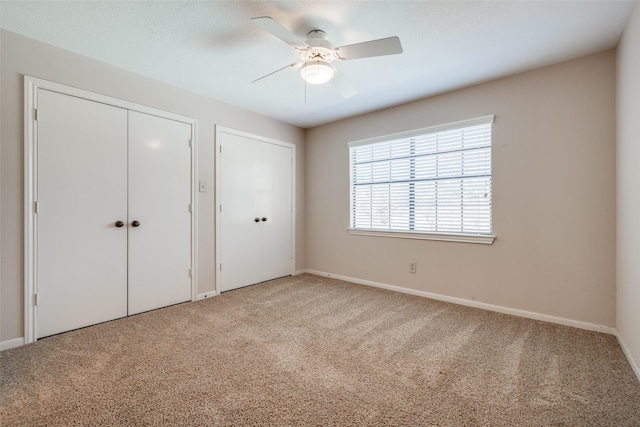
[347,115,496,245]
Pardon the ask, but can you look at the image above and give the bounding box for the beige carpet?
[1,274,639,426]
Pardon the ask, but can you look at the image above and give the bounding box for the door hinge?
[34,293,38,306]
[219,204,222,213]
[219,145,222,153]
[220,263,222,271]
[189,139,192,148]
[34,108,39,121]
[188,203,192,213]
[34,201,39,214]
[189,268,192,278]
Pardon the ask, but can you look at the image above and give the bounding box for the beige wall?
[305,50,617,327]
[617,3,640,374]
[0,30,305,343]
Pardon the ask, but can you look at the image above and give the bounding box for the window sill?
[347,228,496,245]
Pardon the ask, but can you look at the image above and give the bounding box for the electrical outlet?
[409,262,417,273]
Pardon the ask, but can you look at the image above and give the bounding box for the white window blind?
[349,116,493,237]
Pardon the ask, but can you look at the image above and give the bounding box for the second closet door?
[128,111,192,315]
[218,130,293,292]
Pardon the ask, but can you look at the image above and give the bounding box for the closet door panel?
[127,111,192,315]
[37,89,128,338]
[258,142,293,282]
[218,132,263,291]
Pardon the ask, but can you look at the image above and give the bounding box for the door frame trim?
[24,76,199,344]
[215,125,296,293]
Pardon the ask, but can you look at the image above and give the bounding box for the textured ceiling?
[0,1,635,128]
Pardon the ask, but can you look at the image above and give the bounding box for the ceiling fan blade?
[252,62,301,84]
[251,16,307,49]
[330,68,359,98]
[334,36,403,60]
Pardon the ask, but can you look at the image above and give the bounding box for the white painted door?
[257,140,294,281]
[219,133,263,290]
[35,92,193,337]
[37,89,128,338]
[219,131,293,292]
[128,111,192,315]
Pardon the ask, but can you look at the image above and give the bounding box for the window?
[348,116,495,244]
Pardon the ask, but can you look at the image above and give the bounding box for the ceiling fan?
[251,16,403,98]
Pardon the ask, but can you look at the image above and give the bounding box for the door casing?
[215,126,296,293]
[24,76,199,344]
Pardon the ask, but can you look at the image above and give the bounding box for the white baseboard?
[197,291,219,300]
[1,337,25,351]
[299,269,617,335]
[617,333,640,383]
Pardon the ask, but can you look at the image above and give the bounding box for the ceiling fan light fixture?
[300,60,334,85]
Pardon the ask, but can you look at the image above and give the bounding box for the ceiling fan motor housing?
[306,30,331,47]
[301,30,337,64]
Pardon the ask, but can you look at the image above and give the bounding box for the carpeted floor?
[1,273,639,426]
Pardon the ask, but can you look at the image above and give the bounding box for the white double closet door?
[218,130,293,292]
[36,89,192,338]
